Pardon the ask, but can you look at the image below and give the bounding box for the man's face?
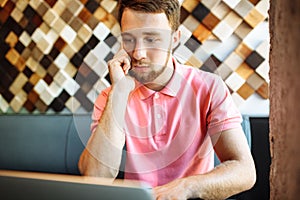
[121,9,175,84]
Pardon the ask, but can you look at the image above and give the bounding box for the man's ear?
[172,29,181,49]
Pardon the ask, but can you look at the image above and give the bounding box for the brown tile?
[36,2,49,16]
[237,83,255,100]
[236,62,254,80]
[19,16,29,29]
[235,42,252,59]
[35,99,48,113]
[78,7,92,23]
[31,46,44,61]
[21,48,31,60]
[256,81,269,99]
[23,99,36,112]
[5,48,19,65]
[29,73,41,85]
[28,90,39,103]
[0,0,9,7]
[5,31,18,47]
[0,2,10,23]
[54,37,66,51]
[47,63,59,77]
[61,8,73,23]
[45,0,56,7]
[202,12,220,30]
[16,57,26,72]
[87,15,100,30]
[249,0,260,5]
[67,0,83,15]
[102,13,117,29]
[193,24,212,43]
[69,17,83,32]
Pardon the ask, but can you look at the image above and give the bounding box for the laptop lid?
[0,170,154,200]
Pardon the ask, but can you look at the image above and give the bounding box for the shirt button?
[157,114,161,119]
[154,93,159,99]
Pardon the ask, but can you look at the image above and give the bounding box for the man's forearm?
[186,159,256,199]
[78,88,131,178]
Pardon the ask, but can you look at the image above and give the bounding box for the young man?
[78,0,256,199]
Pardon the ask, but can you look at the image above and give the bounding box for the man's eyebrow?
[121,31,162,37]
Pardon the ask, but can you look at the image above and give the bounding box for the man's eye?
[123,38,135,43]
[144,37,158,43]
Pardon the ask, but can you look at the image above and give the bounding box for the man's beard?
[128,64,166,84]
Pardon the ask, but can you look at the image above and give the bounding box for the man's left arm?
[153,126,256,200]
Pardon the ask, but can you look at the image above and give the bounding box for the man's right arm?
[78,50,134,178]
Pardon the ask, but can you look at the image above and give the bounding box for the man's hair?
[117,0,180,31]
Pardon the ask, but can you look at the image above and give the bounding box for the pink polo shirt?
[91,59,242,187]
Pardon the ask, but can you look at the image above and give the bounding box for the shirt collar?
[135,57,183,100]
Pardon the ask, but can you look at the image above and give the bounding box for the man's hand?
[108,49,135,92]
[153,178,191,200]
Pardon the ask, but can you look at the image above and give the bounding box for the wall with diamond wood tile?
[0,0,269,114]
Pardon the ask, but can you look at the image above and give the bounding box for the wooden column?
[269,0,300,199]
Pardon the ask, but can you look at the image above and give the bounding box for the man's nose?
[132,40,147,60]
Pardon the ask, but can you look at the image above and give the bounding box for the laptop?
[0,170,154,200]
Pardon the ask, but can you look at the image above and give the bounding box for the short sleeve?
[206,75,242,136]
[90,87,111,133]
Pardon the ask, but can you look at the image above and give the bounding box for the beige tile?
[65,96,81,112]
[223,11,243,30]
[182,0,199,12]
[234,0,254,18]
[224,52,244,71]
[19,31,32,46]
[235,22,252,39]
[43,9,59,27]
[183,15,200,33]
[201,0,221,9]
[225,72,245,92]
[215,63,232,80]
[255,61,269,82]
[9,73,28,95]
[15,0,28,12]
[211,2,231,20]
[52,18,66,34]
[60,25,76,44]
[212,21,234,41]
[244,8,266,28]
[78,24,93,43]
[70,36,84,52]
[256,0,270,17]
[222,0,241,9]
[185,55,203,68]
[10,90,27,112]
[256,81,269,99]
[100,0,117,13]
[0,95,9,113]
[246,72,264,90]
[52,0,66,16]
[66,0,84,16]
[11,7,23,22]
